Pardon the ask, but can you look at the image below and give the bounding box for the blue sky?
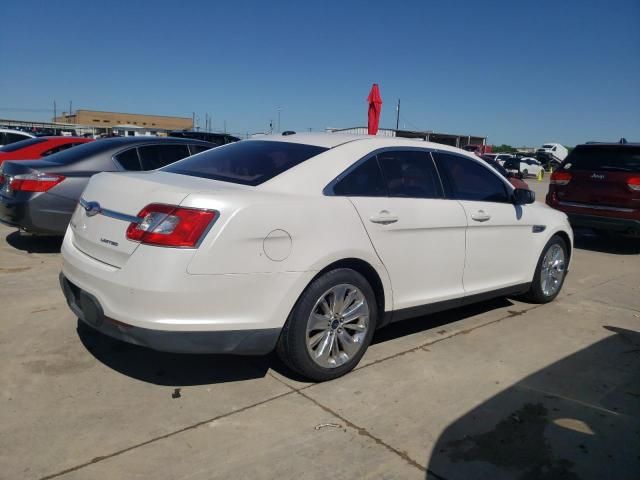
[1,0,638,146]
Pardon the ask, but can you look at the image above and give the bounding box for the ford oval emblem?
[83,201,101,217]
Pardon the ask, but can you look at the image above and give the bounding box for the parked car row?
[6,130,634,381]
[0,136,214,235]
[0,136,93,164]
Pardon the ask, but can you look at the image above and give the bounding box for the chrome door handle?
[369,212,398,225]
[471,210,491,222]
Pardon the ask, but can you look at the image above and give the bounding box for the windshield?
[0,137,47,152]
[163,140,328,186]
[542,144,554,149]
[562,146,640,172]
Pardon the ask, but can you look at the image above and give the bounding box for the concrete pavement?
[1,199,639,479]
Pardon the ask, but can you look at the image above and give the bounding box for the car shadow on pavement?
[425,325,640,480]
[372,297,514,345]
[5,230,63,253]
[573,228,640,255]
[76,320,271,386]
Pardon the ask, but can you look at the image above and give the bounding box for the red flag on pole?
[367,83,383,135]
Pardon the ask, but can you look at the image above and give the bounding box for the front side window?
[434,152,511,203]
[138,144,191,170]
[163,140,328,186]
[377,150,442,198]
[332,157,387,196]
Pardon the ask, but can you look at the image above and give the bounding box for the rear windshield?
[562,146,640,172]
[0,137,47,152]
[162,140,328,186]
[503,159,520,169]
[44,138,122,164]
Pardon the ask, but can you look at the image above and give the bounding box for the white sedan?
[505,157,545,177]
[60,133,573,381]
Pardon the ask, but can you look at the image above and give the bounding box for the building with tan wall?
[53,110,193,131]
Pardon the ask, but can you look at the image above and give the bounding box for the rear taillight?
[550,171,572,186]
[9,172,65,192]
[628,177,640,192]
[126,203,217,248]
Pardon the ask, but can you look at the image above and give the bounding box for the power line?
[0,107,55,113]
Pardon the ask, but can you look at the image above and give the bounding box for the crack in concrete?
[37,390,295,480]
[293,388,445,478]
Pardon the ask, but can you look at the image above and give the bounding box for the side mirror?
[513,188,535,205]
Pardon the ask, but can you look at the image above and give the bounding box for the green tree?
[491,144,517,153]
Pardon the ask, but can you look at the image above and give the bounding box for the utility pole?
[69,101,72,121]
[395,99,400,131]
[192,112,195,130]
[53,101,57,134]
[223,120,227,133]
[277,107,282,133]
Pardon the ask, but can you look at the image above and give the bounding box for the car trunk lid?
[69,171,246,268]
[70,172,197,267]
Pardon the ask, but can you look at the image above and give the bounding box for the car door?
[433,151,537,295]
[332,149,468,312]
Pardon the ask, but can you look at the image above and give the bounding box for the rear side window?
[0,137,46,152]
[434,152,511,203]
[563,146,640,172]
[377,150,442,198]
[115,148,142,171]
[163,140,328,186]
[332,157,387,196]
[138,144,191,170]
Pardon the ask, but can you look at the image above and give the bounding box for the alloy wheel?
[305,284,370,368]
[540,244,566,297]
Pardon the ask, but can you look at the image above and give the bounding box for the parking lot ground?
[1,185,639,479]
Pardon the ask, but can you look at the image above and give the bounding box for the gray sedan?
[0,136,213,235]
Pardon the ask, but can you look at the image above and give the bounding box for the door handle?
[471,210,491,222]
[369,211,398,225]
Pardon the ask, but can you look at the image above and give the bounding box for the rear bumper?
[60,231,316,354]
[60,272,281,354]
[0,191,75,235]
[566,213,640,235]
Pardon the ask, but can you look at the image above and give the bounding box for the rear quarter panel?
[185,194,384,274]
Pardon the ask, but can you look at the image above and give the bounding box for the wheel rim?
[540,244,566,297]
[306,284,370,369]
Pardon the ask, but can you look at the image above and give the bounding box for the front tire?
[277,268,377,381]
[524,235,568,303]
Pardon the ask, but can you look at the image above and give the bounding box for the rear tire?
[523,235,568,303]
[277,268,378,381]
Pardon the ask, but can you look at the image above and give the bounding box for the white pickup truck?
[536,143,568,168]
